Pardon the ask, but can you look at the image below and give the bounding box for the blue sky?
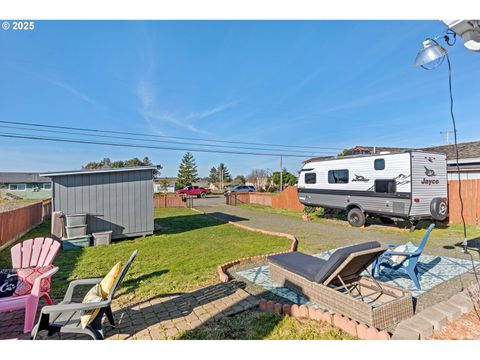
[1,20,479,177]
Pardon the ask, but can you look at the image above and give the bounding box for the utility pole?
[219,165,223,191]
[279,156,283,192]
[440,130,454,145]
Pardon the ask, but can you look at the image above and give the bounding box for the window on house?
[9,184,26,191]
[43,183,52,190]
[375,179,396,193]
[328,170,349,184]
[374,159,385,170]
[304,173,316,184]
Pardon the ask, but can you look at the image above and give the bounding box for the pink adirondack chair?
[0,237,60,333]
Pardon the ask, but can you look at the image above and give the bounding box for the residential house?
[153,177,176,193]
[0,172,51,199]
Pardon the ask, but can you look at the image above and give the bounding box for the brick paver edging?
[190,208,298,283]
[257,298,391,340]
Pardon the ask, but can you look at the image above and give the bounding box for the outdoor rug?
[236,249,479,308]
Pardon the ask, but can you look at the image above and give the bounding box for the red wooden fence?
[0,202,44,248]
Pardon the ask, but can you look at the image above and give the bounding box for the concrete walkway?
[0,282,258,340]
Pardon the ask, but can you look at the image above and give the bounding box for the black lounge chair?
[268,242,414,329]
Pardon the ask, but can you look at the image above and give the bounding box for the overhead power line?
[0,132,325,158]
[0,124,337,156]
[0,120,343,151]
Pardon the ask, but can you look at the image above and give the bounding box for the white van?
[297,151,448,227]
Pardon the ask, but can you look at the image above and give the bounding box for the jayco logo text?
[421,178,439,185]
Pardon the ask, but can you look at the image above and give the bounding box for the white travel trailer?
[297,151,448,228]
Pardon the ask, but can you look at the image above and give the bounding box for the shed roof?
[0,172,51,184]
[40,166,157,177]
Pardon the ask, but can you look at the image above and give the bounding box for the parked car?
[176,185,211,198]
[224,185,255,196]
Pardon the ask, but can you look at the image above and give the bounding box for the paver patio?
[0,281,258,340]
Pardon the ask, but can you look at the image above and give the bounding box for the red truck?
[176,185,211,198]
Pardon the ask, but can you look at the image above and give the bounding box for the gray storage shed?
[40,166,155,239]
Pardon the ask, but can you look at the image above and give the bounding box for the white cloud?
[137,78,236,136]
[42,76,103,109]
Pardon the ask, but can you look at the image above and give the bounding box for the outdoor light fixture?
[414,22,477,254]
[442,20,480,52]
[414,38,448,69]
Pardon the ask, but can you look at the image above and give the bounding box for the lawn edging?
[257,299,391,340]
[190,208,298,283]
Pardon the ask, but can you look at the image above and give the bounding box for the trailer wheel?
[430,197,448,221]
[347,207,365,227]
[200,192,207,198]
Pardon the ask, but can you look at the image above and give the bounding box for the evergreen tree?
[234,175,246,185]
[218,163,232,182]
[207,166,218,184]
[272,169,298,189]
[177,152,199,188]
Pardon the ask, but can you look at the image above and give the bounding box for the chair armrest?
[31,266,59,297]
[63,278,103,302]
[383,251,416,257]
[40,300,110,315]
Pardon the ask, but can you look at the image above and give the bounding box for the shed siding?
[52,169,153,239]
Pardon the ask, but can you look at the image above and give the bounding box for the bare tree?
[247,169,272,191]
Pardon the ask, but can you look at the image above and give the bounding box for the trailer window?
[304,173,316,184]
[375,179,396,193]
[328,170,349,184]
[374,159,385,170]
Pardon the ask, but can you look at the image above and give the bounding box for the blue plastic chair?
[372,223,435,290]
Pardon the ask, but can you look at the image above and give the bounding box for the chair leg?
[42,293,53,305]
[407,268,421,290]
[85,326,105,340]
[24,296,40,333]
[105,305,116,327]
[371,260,376,276]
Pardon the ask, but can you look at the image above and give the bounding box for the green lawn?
[179,310,355,340]
[0,208,290,303]
[238,203,480,241]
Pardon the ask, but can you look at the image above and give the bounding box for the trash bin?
[92,230,113,246]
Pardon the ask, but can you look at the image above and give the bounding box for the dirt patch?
[429,307,480,339]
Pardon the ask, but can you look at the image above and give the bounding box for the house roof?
[305,141,480,163]
[40,166,157,177]
[0,172,51,184]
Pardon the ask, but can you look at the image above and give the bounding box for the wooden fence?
[153,194,187,208]
[271,186,305,211]
[0,201,44,249]
[226,187,303,210]
[448,179,480,226]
